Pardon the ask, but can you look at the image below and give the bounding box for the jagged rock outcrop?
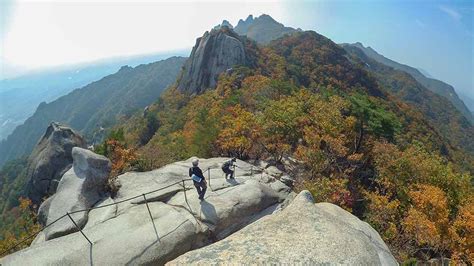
[235,15,254,35]
[213,19,233,30]
[170,191,398,265]
[177,27,247,94]
[234,14,297,44]
[25,122,86,205]
[34,147,111,242]
[1,156,291,265]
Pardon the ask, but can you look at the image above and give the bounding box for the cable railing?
[0,163,264,257]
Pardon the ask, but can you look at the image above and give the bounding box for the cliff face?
[177,27,247,94]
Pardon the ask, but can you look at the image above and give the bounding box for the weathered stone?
[177,27,247,94]
[1,157,290,265]
[234,14,297,44]
[38,147,111,242]
[169,190,398,265]
[25,122,86,205]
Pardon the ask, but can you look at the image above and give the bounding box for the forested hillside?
[342,43,473,122]
[0,56,186,167]
[343,44,474,161]
[0,52,187,141]
[104,30,473,263]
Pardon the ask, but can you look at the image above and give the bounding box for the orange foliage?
[216,105,261,158]
[0,197,40,257]
[364,192,400,241]
[106,140,138,177]
[403,185,450,252]
[301,177,353,211]
[451,201,474,263]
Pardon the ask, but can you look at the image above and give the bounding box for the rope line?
[0,163,265,257]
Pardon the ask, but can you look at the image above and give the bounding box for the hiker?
[222,158,237,179]
[189,159,207,200]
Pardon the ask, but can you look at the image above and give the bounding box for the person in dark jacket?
[189,158,207,200]
[222,158,237,179]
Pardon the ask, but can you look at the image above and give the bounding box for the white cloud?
[415,19,425,28]
[2,0,286,74]
[439,5,462,21]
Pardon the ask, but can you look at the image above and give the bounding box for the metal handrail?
[0,162,265,257]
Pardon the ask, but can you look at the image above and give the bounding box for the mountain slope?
[0,56,186,167]
[114,25,472,263]
[342,44,474,155]
[343,43,473,122]
[0,52,188,141]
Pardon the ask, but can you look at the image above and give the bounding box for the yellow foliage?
[0,197,41,258]
[451,200,474,263]
[364,191,400,241]
[216,105,261,158]
[403,184,452,255]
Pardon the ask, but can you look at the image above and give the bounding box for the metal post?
[208,167,211,188]
[142,194,159,240]
[183,180,188,204]
[66,212,92,245]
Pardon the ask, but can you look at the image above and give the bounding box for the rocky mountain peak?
[235,14,254,32]
[234,14,296,44]
[25,122,86,205]
[177,27,248,94]
[256,14,278,23]
[214,19,233,30]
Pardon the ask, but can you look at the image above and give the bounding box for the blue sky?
[1,0,473,97]
[282,0,473,97]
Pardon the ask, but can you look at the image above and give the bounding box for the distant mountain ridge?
[343,44,474,154]
[0,56,186,167]
[215,14,298,45]
[342,42,473,122]
[0,51,189,141]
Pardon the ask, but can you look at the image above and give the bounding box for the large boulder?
[36,147,111,242]
[177,27,247,94]
[169,190,398,265]
[1,157,290,265]
[25,122,86,205]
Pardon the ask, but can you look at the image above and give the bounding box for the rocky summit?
[169,191,397,265]
[177,27,248,94]
[25,122,86,205]
[0,148,397,265]
[234,14,297,44]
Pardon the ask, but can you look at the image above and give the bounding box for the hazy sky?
[1,0,473,97]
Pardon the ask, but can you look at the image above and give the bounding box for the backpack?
[222,160,231,170]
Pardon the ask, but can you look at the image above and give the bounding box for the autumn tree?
[216,105,261,159]
[402,184,452,259]
[0,197,40,258]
